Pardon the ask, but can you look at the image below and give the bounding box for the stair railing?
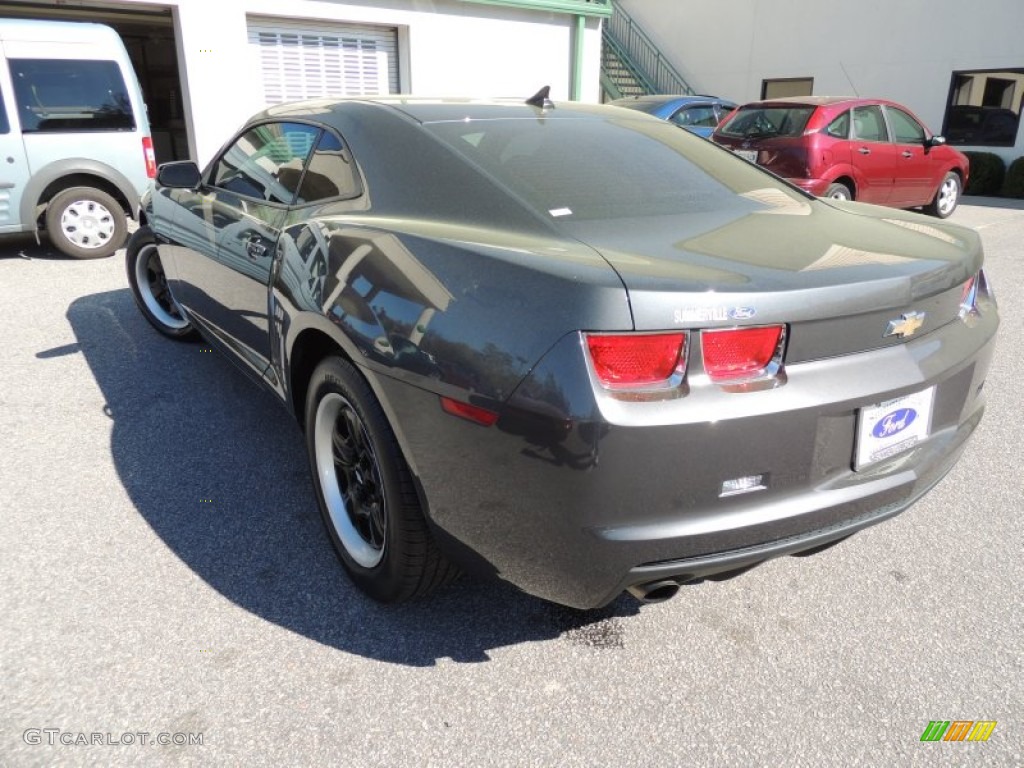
[605,2,694,95]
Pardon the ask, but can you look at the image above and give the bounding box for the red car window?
[887,107,926,144]
[852,106,889,142]
[826,111,850,139]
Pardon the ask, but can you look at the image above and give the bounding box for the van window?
[8,59,135,133]
[0,85,8,134]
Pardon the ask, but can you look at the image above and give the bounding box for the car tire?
[125,226,196,340]
[927,171,961,219]
[824,182,852,201]
[45,186,127,259]
[305,355,458,602]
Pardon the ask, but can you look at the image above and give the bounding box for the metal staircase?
[601,2,694,101]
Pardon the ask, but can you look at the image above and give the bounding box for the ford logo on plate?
[872,408,917,439]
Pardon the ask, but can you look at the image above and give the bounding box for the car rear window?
[9,59,135,133]
[426,117,806,221]
[718,105,815,139]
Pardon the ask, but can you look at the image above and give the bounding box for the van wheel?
[45,186,127,259]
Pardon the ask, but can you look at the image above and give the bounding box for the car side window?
[825,111,850,139]
[852,105,888,142]
[0,84,8,134]
[211,122,320,205]
[886,107,926,144]
[295,130,361,204]
[672,105,718,128]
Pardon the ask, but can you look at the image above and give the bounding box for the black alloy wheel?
[125,226,196,340]
[305,355,458,602]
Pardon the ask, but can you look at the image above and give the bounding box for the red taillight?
[142,136,157,179]
[702,326,783,382]
[440,396,499,427]
[959,274,978,317]
[586,333,687,387]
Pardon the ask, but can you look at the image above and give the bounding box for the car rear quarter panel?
[270,217,633,422]
[372,296,996,608]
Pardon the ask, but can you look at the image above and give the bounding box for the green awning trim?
[460,0,612,18]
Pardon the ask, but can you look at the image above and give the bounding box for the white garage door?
[247,17,399,106]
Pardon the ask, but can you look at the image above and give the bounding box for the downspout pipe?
[570,14,585,100]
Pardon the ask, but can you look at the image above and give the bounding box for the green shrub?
[963,152,1005,195]
[1002,157,1024,198]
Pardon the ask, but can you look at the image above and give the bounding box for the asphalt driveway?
[1,199,1021,766]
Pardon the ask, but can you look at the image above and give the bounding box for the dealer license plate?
[734,149,757,163]
[855,388,935,470]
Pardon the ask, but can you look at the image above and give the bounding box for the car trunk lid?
[558,198,981,363]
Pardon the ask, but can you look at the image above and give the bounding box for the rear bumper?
[789,177,832,196]
[604,404,979,605]
[372,308,997,609]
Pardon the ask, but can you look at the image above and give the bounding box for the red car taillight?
[142,136,157,179]
[959,273,979,318]
[586,333,687,388]
[701,326,784,382]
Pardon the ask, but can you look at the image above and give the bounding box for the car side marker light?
[440,396,499,427]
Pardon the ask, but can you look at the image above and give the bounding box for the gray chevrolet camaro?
[126,93,998,609]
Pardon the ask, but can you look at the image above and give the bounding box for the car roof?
[257,96,635,125]
[611,94,734,108]
[613,94,730,103]
[739,96,907,110]
[0,18,120,44]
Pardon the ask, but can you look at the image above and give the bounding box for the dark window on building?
[9,59,135,132]
[761,78,813,100]
[942,68,1023,147]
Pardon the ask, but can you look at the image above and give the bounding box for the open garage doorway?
[0,1,189,163]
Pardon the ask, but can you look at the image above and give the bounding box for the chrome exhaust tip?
[626,579,681,604]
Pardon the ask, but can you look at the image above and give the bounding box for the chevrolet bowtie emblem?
[884,311,927,338]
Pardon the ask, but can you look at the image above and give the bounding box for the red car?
[712,96,969,218]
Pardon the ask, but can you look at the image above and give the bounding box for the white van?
[0,19,154,258]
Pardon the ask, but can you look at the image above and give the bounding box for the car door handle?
[902,151,913,158]
[244,234,268,259]
[0,182,14,189]
[858,147,871,155]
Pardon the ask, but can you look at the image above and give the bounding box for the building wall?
[115,0,602,165]
[617,0,1024,161]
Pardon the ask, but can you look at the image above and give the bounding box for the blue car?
[609,94,737,137]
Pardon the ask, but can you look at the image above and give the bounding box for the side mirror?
[927,135,947,147]
[156,161,202,189]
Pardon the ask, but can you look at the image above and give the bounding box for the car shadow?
[961,195,1024,210]
[0,232,64,260]
[62,289,642,666]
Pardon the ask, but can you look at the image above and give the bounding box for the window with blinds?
[247,18,400,106]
